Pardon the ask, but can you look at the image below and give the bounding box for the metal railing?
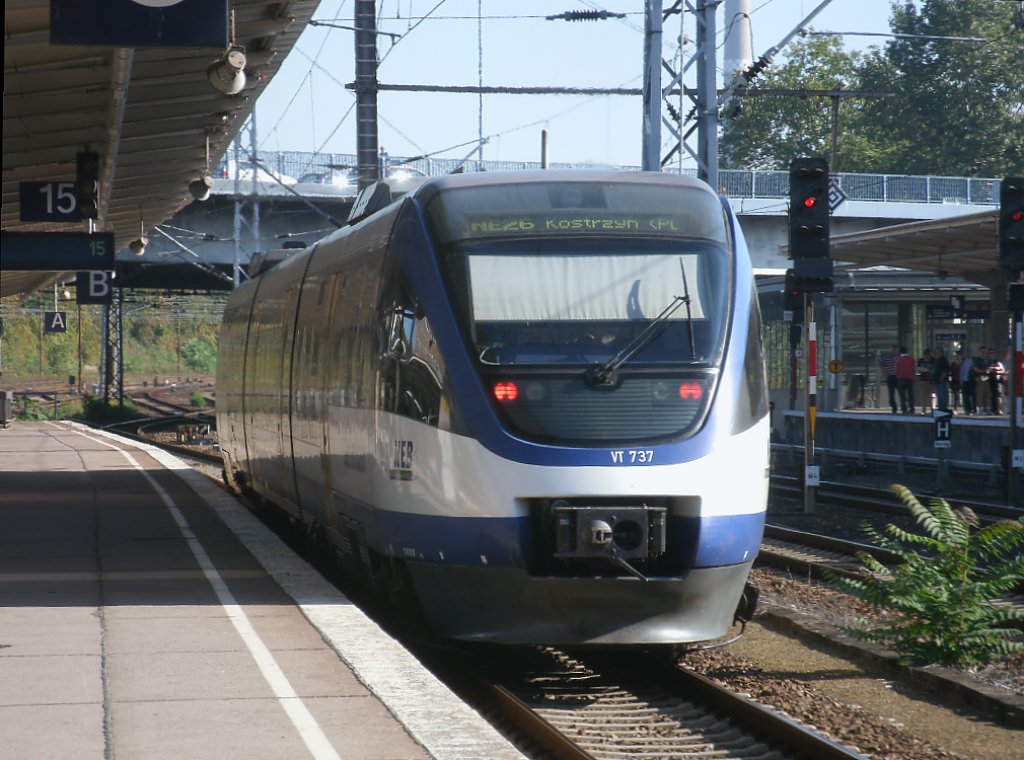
[215,150,1001,206]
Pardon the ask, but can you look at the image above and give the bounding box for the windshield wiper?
[679,258,697,359]
[591,258,698,386]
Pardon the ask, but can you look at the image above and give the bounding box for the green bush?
[189,392,208,408]
[0,292,225,381]
[78,395,139,426]
[181,337,217,374]
[832,485,1024,669]
[15,396,51,421]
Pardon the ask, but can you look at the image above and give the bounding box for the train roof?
[347,170,719,226]
[414,169,716,197]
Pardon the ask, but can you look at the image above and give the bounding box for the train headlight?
[493,381,518,402]
[652,381,672,402]
[652,380,704,403]
[524,382,546,402]
[678,382,703,400]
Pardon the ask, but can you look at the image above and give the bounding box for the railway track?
[103,429,1020,757]
[771,474,1022,520]
[419,644,867,760]
[120,422,870,759]
[760,524,899,581]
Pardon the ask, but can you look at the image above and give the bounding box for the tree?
[720,35,867,171]
[857,0,1024,176]
[718,1,1024,176]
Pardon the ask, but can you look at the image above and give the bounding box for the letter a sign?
[44,311,68,333]
[76,270,113,305]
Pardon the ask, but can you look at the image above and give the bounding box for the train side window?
[732,283,769,434]
[380,275,446,427]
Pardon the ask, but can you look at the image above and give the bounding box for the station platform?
[780,407,1016,468]
[0,421,526,760]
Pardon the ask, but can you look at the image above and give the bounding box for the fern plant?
[831,484,1024,670]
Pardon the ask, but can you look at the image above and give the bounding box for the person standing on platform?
[950,351,962,410]
[917,348,935,379]
[932,346,950,412]
[917,348,935,412]
[987,347,1006,415]
[896,346,917,414]
[974,345,991,413]
[877,345,899,413]
[960,347,976,415]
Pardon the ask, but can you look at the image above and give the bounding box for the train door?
[277,286,300,510]
[291,271,331,524]
[244,287,301,516]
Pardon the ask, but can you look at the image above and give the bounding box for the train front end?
[387,172,769,645]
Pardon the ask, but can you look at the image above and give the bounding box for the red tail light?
[494,381,519,402]
[678,382,703,400]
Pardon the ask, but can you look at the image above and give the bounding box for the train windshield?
[426,181,732,369]
[460,239,727,367]
[424,179,732,443]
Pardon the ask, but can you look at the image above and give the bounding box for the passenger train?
[216,170,769,646]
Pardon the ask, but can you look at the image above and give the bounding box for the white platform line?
[62,422,527,760]
[61,424,341,760]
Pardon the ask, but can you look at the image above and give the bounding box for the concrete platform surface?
[0,421,525,760]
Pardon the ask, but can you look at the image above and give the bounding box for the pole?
[540,129,549,169]
[789,323,799,410]
[1010,292,1023,504]
[115,286,123,405]
[77,303,82,394]
[804,295,817,513]
[696,0,718,188]
[829,95,840,171]
[354,0,380,190]
[232,138,242,286]
[248,116,260,252]
[641,0,663,171]
[100,304,109,404]
[38,307,44,375]
[175,308,181,382]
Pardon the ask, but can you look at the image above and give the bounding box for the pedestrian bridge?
[123,150,1002,289]
[215,149,1000,218]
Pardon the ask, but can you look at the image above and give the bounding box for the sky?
[252,0,899,170]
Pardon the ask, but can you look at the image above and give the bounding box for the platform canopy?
[827,209,1001,283]
[2,0,320,298]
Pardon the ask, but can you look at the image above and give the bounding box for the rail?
[772,441,1007,491]
[215,150,1002,206]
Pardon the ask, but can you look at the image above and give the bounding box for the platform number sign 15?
[19,181,83,222]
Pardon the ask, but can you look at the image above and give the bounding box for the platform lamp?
[189,134,214,202]
[207,10,246,96]
[129,208,147,256]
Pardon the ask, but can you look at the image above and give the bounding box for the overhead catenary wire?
[252,1,654,170]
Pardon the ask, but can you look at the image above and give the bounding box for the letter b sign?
[76,270,113,305]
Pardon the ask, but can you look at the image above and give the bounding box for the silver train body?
[216,171,769,645]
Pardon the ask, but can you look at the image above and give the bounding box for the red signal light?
[494,381,519,402]
[803,196,817,208]
[1013,210,1023,223]
[678,382,702,400]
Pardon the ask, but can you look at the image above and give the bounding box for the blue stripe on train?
[367,507,764,570]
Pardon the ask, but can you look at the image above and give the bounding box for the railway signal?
[76,150,100,220]
[783,269,804,324]
[788,157,833,292]
[999,176,1024,271]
